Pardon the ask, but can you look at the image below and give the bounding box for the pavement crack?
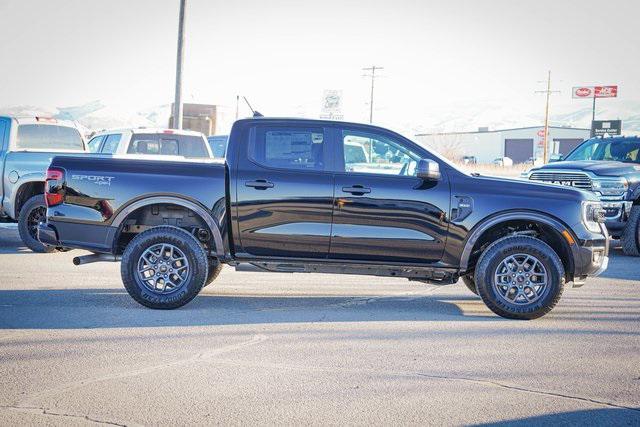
[414,373,640,413]
[0,405,127,426]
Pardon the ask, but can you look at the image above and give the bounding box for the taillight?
[45,168,64,207]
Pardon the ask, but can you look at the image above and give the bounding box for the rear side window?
[249,127,325,171]
[127,134,209,158]
[100,134,122,154]
[16,125,84,150]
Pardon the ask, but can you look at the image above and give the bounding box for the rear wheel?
[461,275,478,296]
[121,226,208,309]
[621,205,640,256]
[18,195,54,253]
[474,235,564,320]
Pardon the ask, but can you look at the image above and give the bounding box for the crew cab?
[525,136,640,256]
[87,128,212,158]
[39,118,609,319]
[0,116,86,252]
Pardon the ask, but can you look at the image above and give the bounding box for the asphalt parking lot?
[0,226,639,426]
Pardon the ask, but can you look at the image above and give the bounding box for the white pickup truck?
[86,128,212,158]
[0,116,87,252]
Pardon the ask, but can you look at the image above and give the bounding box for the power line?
[535,70,560,163]
[362,66,384,124]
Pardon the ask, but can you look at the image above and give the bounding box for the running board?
[234,261,458,284]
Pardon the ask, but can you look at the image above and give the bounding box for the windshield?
[16,124,84,151]
[565,138,640,163]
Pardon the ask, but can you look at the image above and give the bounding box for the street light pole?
[172,0,186,129]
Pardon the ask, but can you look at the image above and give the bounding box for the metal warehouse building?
[415,126,590,164]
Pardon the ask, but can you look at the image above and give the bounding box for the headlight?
[582,201,606,233]
[592,178,628,196]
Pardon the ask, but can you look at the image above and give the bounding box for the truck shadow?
[0,228,32,254]
[0,288,504,329]
[472,408,640,426]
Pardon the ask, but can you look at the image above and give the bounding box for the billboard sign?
[591,120,622,137]
[572,85,618,99]
[320,89,344,120]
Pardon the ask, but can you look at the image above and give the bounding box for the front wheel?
[621,205,640,256]
[474,235,564,320]
[18,195,55,253]
[121,226,209,309]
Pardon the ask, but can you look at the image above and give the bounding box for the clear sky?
[1,0,638,132]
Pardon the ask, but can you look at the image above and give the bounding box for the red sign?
[537,129,545,137]
[572,85,618,98]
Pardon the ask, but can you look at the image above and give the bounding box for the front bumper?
[572,223,609,286]
[602,201,633,235]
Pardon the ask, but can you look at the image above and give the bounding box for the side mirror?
[416,159,441,181]
[549,154,563,162]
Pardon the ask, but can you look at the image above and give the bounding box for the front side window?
[87,135,104,153]
[100,134,122,154]
[249,127,325,171]
[341,131,421,176]
[16,124,84,151]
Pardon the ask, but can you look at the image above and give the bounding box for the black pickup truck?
[39,118,609,319]
[525,136,640,256]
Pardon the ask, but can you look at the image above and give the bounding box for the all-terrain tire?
[204,257,223,287]
[461,275,479,296]
[18,195,54,253]
[621,205,640,257]
[474,235,565,320]
[121,226,209,309]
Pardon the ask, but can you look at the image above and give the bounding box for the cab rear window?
[16,125,84,150]
[127,134,209,158]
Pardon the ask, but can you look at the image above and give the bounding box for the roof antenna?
[242,96,263,117]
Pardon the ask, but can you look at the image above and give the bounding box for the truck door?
[234,124,334,258]
[329,126,450,264]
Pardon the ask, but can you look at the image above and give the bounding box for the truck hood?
[533,160,640,177]
[472,173,597,202]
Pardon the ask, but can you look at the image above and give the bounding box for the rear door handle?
[342,185,371,195]
[245,180,274,189]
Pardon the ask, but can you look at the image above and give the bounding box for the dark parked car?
[39,118,608,319]
[525,136,640,256]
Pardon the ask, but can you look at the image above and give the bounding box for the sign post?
[572,85,618,136]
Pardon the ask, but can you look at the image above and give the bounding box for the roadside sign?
[591,120,622,137]
[572,85,618,98]
[537,129,545,137]
[320,89,344,120]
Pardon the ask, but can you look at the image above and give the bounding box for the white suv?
[87,128,212,158]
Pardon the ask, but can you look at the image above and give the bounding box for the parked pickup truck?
[87,128,212,158]
[0,116,86,252]
[39,118,609,319]
[525,136,640,256]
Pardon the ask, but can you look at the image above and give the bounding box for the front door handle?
[245,180,274,190]
[342,185,371,195]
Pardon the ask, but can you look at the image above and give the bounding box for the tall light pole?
[172,0,186,129]
[362,66,383,124]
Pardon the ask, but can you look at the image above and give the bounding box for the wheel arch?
[13,178,45,218]
[110,196,224,257]
[460,211,576,281]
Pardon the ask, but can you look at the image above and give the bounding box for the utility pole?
[535,70,560,163]
[362,66,383,124]
[172,0,186,129]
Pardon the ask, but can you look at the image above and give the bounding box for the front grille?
[529,171,592,191]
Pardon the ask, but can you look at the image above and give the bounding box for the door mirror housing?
[549,153,564,162]
[416,159,441,181]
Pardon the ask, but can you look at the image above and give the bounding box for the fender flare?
[110,196,224,256]
[459,211,573,272]
[10,175,46,218]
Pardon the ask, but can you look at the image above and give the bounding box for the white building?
[415,126,590,164]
